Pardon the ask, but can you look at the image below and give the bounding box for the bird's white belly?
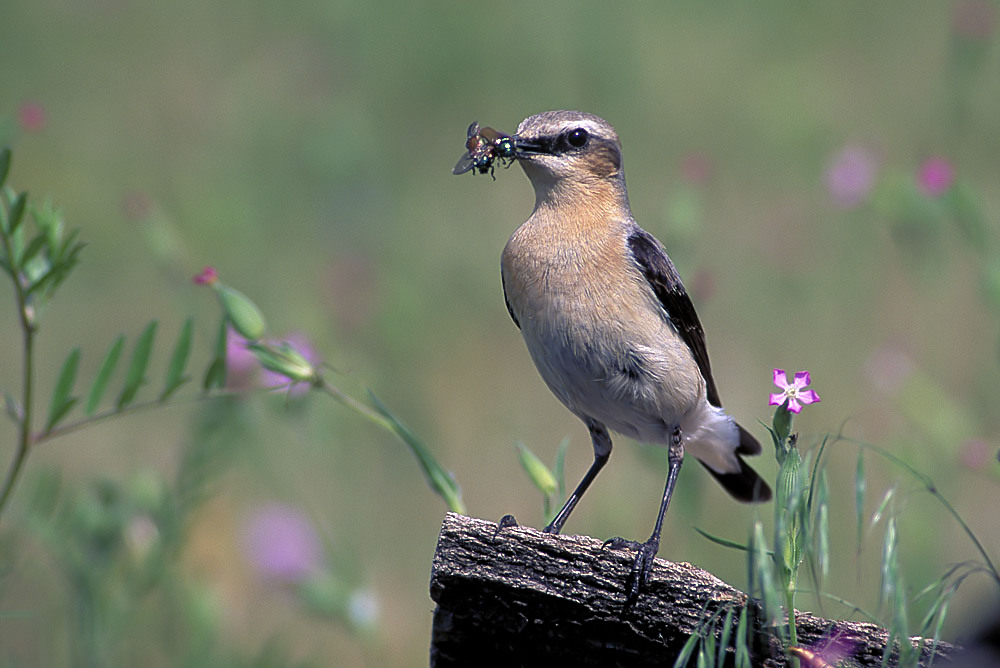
[521,311,704,445]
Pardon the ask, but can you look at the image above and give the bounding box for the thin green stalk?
[316,379,395,432]
[35,383,295,445]
[786,586,800,668]
[0,243,37,521]
[857,439,999,586]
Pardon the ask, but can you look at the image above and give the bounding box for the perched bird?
[499,110,771,602]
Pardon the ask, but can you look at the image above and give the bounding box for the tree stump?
[429,513,954,667]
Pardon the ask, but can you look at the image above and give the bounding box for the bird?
[498,110,771,604]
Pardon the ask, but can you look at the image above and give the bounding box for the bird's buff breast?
[501,240,703,440]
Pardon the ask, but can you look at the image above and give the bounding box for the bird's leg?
[543,421,612,534]
[608,424,685,608]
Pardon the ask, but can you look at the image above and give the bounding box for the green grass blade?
[86,335,124,415]
[554,435,569,500]
[45,347,80,432]
[694,526,750,552]
[735,605,751,668]
[717,607,734,668]
[816,471,830,579]
[855,449,866,552]
[160,317,193,401]
[673,630,701,668]
[117,320,158,410]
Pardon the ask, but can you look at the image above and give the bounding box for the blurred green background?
[2,0,1000,665]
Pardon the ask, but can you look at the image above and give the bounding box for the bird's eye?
[566,128,589,148]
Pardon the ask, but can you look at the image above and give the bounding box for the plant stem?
[785,585,800,668]
[0,275,36,521]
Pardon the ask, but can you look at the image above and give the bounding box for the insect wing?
[453,152,476,175]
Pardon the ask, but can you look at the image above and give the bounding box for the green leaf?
[161,318,193,401]
[368,391,464,514]
[117,320,158,409]
[0,147,10,189]
[7,191,27,235]
[86,335,125,415]
[202,316,228,391]
[3,391,23,423]
[215,283,266,341]
[46,347,81,432]
[20,232,48,268]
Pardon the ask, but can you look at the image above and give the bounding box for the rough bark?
[429,513,954,667]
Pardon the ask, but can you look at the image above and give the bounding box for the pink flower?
[18,101,47,133]
[916,157,955,198]
[768,369,821,414]
[192,266,218,285]
[825,144,879,209]
[225,328,259,391]
[243,503,323,583]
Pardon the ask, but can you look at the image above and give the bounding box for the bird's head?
[514,111,626,206]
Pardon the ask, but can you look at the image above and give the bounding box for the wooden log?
[429,513,954,667]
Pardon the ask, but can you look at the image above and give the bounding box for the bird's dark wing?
[501,271,520,329]
[628,229,721,407]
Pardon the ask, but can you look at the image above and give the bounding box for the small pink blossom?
[825,144,879,209]
[768,369,821,414]
[226,328,259,391]
[18,101,47,133]
[916,157,955,198]
[192,266,218,285]
[243,503,323,583]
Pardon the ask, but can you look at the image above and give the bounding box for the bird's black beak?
[514,135,553,158]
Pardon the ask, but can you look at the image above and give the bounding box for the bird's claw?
[602,536,641,551]
[623,538,659,608]
[602,536,659,608]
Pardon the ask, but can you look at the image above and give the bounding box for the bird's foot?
[492,514,519,540]
[603,536,659,608]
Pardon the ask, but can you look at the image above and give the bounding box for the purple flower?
[825,144,879,209]
[916,157,955,198]
[225,328,259,391]
[768,369,821,414]
[243,503,323,583]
